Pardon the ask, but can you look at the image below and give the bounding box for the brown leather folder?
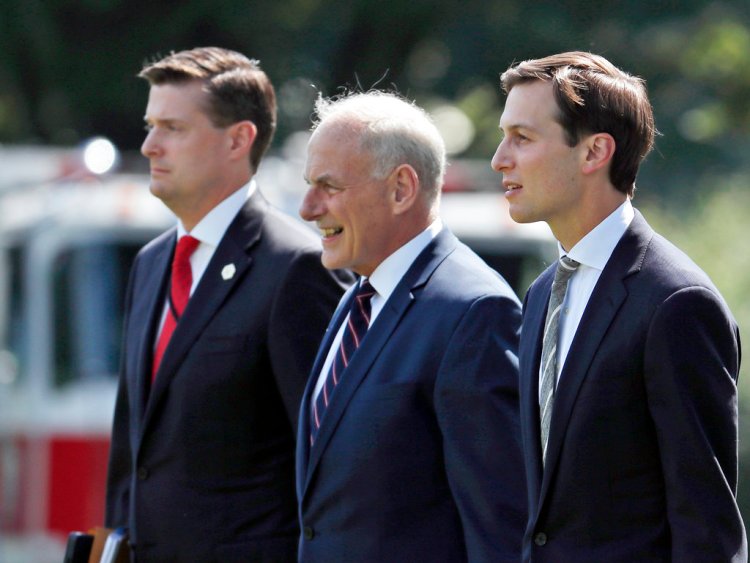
[86,527,129,563]
[98,527,129,563]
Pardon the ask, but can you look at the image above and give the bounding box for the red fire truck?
[0,147,553,562]
[0,146,173,562]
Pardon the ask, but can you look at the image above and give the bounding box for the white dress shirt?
[154,180,256,342]
[311,219,443,404]
[542,199,634,393]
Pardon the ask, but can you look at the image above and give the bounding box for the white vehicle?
[0,147,553,562]
[0,146,173,562]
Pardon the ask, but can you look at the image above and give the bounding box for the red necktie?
[310,279,376,445]
[152,235,200,381]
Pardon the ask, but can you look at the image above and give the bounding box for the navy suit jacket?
[296,229,526,563]
[519,210,746,562]
[105,192,352,562]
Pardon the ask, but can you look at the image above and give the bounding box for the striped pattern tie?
[310,279,376,445]
[539,255,579,463]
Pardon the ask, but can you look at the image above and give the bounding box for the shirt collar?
[366,218,443,301]
[562,199,634,271]
[177,179,256,244]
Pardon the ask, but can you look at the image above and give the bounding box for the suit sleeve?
[644,286,747,561]
[268,249,353,432]
[104,256,138,528]
[435,294,527,563]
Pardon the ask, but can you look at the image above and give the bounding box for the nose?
[299,186,324,222]
[490,138,510,173]
[141,128,161,159]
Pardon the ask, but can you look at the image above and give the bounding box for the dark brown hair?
[501,51,656,197]
[140,47,277,172]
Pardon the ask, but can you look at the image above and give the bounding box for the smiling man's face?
[300,122,397,277]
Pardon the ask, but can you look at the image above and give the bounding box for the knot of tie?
[553,255,580,287]
[171,235,200,311]
[353,279,376,326]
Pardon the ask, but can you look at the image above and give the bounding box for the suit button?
[534,532,547,546]
[303,526,315,540]
[137,467,149,480]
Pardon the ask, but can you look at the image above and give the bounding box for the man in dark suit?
[295,91,526,562]
[105,47,351,562]
[491,51,746,562]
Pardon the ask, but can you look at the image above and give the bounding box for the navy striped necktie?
[310,279,376,445]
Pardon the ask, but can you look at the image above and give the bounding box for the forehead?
[145,81,208,119]
[305,122,371,177]
[499,80,559,131]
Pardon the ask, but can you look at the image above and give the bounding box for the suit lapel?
[301,229,457,496]
[133,231,175,424]
[538,211,653,506]
[142,195,264,431]
[296,286,355,495]
[520,264,555,501]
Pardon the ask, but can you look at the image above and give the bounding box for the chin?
[321,254,344,272]
[149,182,167,199]
[508,208,534,224]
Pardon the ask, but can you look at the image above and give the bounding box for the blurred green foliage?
[642,181,750,516]
[1,0,750,520]
[0,0,748,203]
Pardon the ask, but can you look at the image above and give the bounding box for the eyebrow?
[305,172,334,185]
[499,122,534,134]
[143,116,183,125]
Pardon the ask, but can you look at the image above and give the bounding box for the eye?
[322,184,342,196]
[144,122,182,133]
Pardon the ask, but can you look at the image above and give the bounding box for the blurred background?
[1,0,749,560]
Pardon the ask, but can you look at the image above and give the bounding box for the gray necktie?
[540,255,580,462]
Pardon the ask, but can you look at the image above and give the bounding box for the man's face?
[141,81,234,222]
[300,123,395,276]
[491,80,585,236]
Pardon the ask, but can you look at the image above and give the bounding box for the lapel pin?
[221,263,236,281]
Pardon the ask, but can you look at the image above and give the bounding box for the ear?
[228,120,258,161]
[581,133,615,175]
[390,164,420,215]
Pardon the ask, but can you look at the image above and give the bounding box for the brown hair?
[501,51,656,197]
[140,47,277,172]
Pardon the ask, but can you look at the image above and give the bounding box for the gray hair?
[312,91,446,200]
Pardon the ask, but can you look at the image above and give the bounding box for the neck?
[176,175,252,232]
[555,188,627,251]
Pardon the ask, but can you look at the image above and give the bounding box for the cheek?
[526,155,559,189]
[357,208,390,249]
[344,216,363,250]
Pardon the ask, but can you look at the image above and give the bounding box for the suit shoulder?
[135,227,175,262]
[642,232,722,297]
[258,205,323,255]
[433,241,520,303]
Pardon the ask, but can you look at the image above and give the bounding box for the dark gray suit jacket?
[519,210,746,562]
[106,192,352,562]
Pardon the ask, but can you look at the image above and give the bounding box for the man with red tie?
[295,91,526,562]
[105,47,351,562]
